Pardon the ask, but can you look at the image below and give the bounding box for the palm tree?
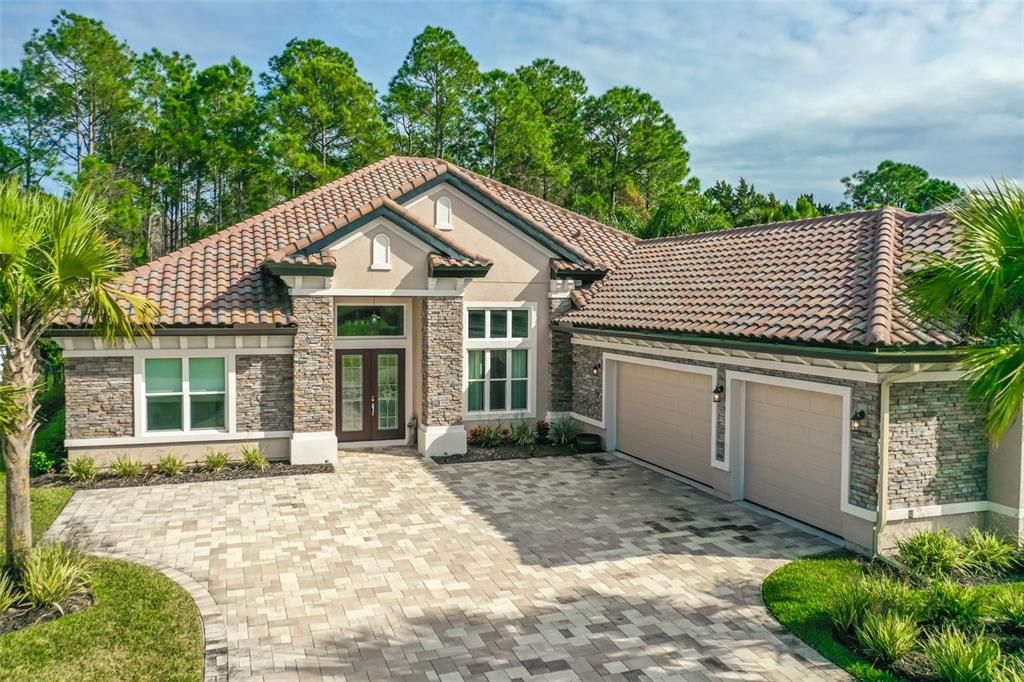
[0,178,156,560]
[904,180,1024,440]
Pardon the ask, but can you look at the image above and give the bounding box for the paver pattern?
[49,451,846,681]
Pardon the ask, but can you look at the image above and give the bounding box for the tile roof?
[61,157,633,329]
[561,207,960,348]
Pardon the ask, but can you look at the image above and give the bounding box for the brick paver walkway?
[50,450,846,681]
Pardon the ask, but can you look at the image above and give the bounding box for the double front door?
[336,349,405,442]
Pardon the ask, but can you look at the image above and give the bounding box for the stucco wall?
[65,356,134,439]
[69,437,290,467]
[328,221,430,290]
[236,355,294,432]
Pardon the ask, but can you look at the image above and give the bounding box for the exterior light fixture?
[712,385,724,403]
[591,362,601,377]
[851,410,866,430]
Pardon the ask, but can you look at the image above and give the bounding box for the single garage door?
[743,382,844,535]
[616,362,713,486]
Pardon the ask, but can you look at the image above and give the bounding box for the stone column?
[418,296,466,456]
[290,295,337,464]
[548,296,573,415]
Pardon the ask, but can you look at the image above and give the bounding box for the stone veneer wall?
[236,355,294,432]
[549,298,574,413]
[571,341,882,510]
[65,356,134,439]
[888,381,988,508]
[292,296,335,433]
[421,297,463,427]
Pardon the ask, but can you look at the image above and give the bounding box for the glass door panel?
[340,354,364,433]
[377,354,399,431]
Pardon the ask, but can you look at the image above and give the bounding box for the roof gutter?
[48,326,297,337]
[563,325,965,364]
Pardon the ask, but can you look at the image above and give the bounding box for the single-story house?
[52,156,1023,551]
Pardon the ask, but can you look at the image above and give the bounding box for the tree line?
[1,12,965,262]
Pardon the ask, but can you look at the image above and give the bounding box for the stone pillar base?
[290,431,338,465]
[418,424,467,458]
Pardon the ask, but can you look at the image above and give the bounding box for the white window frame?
[370,233,391,271]
[463,303,536,419]
[141,354,229,435]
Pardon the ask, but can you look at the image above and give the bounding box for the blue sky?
[2,0,1022,204]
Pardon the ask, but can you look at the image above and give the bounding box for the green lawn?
[762,552,900,682]
[0,473,74,556]
[0,473,204,681]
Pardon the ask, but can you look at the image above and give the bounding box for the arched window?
[435,196,453,229]
[371,233,391,270]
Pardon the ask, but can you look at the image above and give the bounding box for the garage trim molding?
[724,370,873,522]
[602,353,720,473]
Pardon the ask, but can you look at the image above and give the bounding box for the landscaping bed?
[433,418,586,464]
[36,461,334,490]
[763,530,1024,681]
[434,442,575,464]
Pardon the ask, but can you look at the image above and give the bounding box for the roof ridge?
[864,206,900,345]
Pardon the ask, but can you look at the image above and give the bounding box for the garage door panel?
[616,363,713,486]
[744,382,844,536]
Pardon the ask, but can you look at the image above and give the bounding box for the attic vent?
[435,196,453,230]
[371,233,391,271]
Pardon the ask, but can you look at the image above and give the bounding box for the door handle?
[370,395,375,416]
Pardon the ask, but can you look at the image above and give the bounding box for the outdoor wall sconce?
[591,362,601,376]
[712,385,724,403]
[851,409,866,430]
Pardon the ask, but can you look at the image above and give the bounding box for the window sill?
[369,264,392,271]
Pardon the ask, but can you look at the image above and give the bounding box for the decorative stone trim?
[65,356,134,439]
[89,550,228,682]
[549,298,573,413]
[292,296,335,434]
[420,297,463,427]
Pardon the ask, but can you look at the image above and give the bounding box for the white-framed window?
[144,357,226,432]
[464,306,534,415]
[371,233,391,270]
[435,196,453,229]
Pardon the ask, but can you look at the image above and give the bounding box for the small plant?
[963,528,1018,576]
[466,426,484,446]
[241,445,270,472]
[864,575,922,617]
[921,580,989,630]
[0,570,22,612]
[66,456,98,482]
[550,417,580,447]
[827,578,875,635]
[995,655,1024,682]
[510,421,536,446]
[156,453,185,476]
[110,455,143,478]
[479,424,505,448]
[855,612,919,666]
[18,544,91,614]
[897,529,968,579]
[30,450,56,476]
[993,591,1024,633]
[926,626,1001,682]
[536,420,550,443]
[203,451,230,472]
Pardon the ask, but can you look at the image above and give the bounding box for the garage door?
[616,362,713,486]
[743,382,844,535]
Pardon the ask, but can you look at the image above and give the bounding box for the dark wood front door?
[336,349,405,442]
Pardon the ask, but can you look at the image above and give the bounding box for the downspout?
[873,363,927,557]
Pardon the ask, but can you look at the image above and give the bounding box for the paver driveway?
[50,450,845,681]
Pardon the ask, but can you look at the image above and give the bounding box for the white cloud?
[2,0,1022,203]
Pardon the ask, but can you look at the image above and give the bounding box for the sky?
[2,0,1022,205]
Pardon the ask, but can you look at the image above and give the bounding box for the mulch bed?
[32,462,335,490]
[0,591,94,635]
[433,443,577,464]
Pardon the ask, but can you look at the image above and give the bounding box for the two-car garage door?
[613,359,846,537]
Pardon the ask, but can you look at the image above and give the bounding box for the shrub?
[550,418,580,447]
[510,421,536,446]
[66,456,98,482]
[926,627,1001,682]
[897,529,968,579]
[241,445,270,472]
[479,424,505,448]
[18,544,91,613]
[0,570,21,612]
[864,575,922,617]
[32,408,65,461]
[30,450,56,476]
[110,455,143,478]
[827,578,875,635]
[203,451,230,472]
[995,655,1024,682]
[921,580,989,630]
[963,528,1018,576]
[156,453,185,476]
[855,612,919,666]
[536,420,550,443]
[466,426,484,446]
[993,591,1024,633]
